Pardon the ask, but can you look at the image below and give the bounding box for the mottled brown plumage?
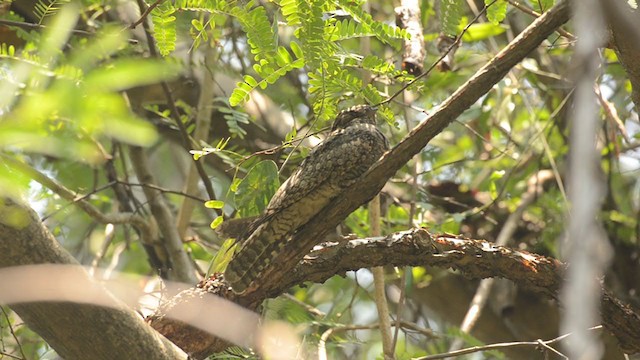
[224,105,388,294]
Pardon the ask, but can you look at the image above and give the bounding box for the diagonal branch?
[0,154,152,243]
[248,0,572,300]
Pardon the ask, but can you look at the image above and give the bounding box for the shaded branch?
[0,198,187,360]
[129,146,197,283]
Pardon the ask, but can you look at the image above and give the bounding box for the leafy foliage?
[148,0,409,119]
[34,0,70,24]
[486,0,508,25]
[4,0,639,359]
[335,0,408,47]
[150,0,177,56]
[440,0,463,36]
[0,7,179,166]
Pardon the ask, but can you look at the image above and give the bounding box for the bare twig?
[0,307,26,360]
[129,146,197,283]
[414,326,603,360]
[0,154,152,243]
[129,0,164,29]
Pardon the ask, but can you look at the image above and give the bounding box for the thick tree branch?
[0,198,187,360]
[286,230,562,298]
[289,230,640,354]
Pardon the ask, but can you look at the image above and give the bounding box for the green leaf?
[34,0,71,25]
[205,200,225,209]
[207,238,237,275]
[150,1,177,56]
[461,23,506,42]
[210,216,224,228]
[192,19,204,31]
[485,0,508,25]
[230,177,242,193]
[234,160,280,217]
[440,0,463,36]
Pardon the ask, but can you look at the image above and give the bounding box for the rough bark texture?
[0,198,186,360]
[395,0,425,75]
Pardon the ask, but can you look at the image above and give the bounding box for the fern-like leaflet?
[34,0,71,24]
[440,0,463,36]
[150,1,177,56]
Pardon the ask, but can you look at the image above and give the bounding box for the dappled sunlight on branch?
[0,264,300,358]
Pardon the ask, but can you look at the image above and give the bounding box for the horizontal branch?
[282,229,639,355]
[156,228,640,356]
[284,229,562,297]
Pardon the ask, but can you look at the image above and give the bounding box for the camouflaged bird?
[224,105,388,294]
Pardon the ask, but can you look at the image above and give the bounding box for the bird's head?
[331,105,378,131]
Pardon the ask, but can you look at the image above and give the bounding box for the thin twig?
[0,307,26,359]
[413,326,602,360]
[0,154,152,243]
[282,293,326,318]
[507,0,575,40]
[0,19,139,44]
[318,322,437,360]
[0,18,93,35]
[129,0,164,29]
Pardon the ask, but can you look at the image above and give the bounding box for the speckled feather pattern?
[225,105,388,294]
